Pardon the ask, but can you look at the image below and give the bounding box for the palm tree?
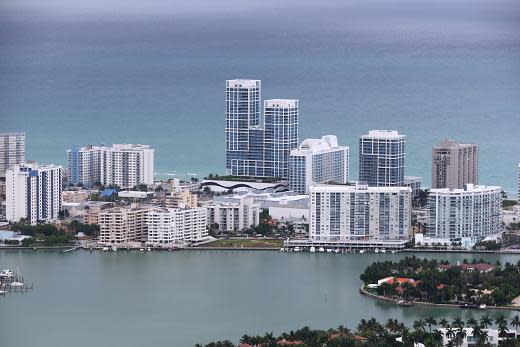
[467,317,478,329]
[511,315,520,333]
[446,327,456,339]
[425,316,437,333]
[452,316,464,330]
[439,318,450,328]
[413,319,426,332]
[496,314,509,337]
[432,329,444,344]
[477,329,489,345]
[480,314,493,329]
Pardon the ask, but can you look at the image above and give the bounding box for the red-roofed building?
[438,263,494,273]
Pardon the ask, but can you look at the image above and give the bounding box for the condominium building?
[225,79,264,177]
[518,163,520,200]
[224,80,299,179]
[67,144,154,188]
[146,207,208,245]
[309,184,411,242]
[288,135,349,194]
[6,163,63,225]
[432,138,478,189]
[164,190,198,209]
[98,204,150,244]
[263,99,299,178]
[426,184,502,248]
[359,130,405,187]
[207,197,260,232]
[0,132,25,178]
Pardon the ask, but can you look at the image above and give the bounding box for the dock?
[0,270,33,295]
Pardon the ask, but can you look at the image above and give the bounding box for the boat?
[397,300,413,307]
[10,281,24,287]
[0,269,13,278]
[479,304,487,310]
[391,250,396,254]
[294,247,301,252]
[111,246,118,251]
[309,246,316,253]
[147,247,152,251]
[139,248,145,251]
[334,248,340,253]
[380,249,386,253]
[318,247,325,252]
[102,247,109,251]
[359,249,366,254]
[374,248,380,253]
[326,248,332,253]
[279,247,285,252]
[0,290,6,295]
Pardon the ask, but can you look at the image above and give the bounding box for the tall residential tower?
[432,138,478,189]
[0,132,25,178]
[359,130,405,187]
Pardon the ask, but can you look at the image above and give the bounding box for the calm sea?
[0,0,519,192]
[1,250,520,346]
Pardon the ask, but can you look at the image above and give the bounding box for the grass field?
[201,238,284,248]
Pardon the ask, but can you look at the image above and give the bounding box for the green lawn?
[201,238,284,248]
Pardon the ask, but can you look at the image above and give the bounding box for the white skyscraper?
[288,135,349,194]
[67,144,154,188]
[147,207,208,244]
[6,163,62,225]
[309,184,411,242]
[0,132,25,178]
[426,184,502,248]
[207,197,260,232]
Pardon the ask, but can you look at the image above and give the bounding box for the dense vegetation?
[361,256,520,306]
[198,315,520,346]
[8,219,98,246]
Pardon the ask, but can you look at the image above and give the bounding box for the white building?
[404,176,422,198]
[0,132,25,178]
[6,163,62,225]
[426,184,502,248]
[147,207,208,245]
[207,197,260,232]
[439,328,500,347]
[309,183,411,242]
[67,144,154,188]
[288,135,349,194]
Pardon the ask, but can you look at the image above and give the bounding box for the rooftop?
[362,130,405,139]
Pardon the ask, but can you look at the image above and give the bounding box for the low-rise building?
[207,197,260,232]
[98,204,151,244]
[146,207,208,245]
[164,190,198,209]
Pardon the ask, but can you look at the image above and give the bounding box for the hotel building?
[425,184,502,248]
[67,144,154,188]
[309,183,411,242]
[6,163,63,225]
[432,138,478,189]
[288,135,349,194]
[359,130,405,187]
[0,132,25,178]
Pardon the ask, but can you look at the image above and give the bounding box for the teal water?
[0,0,519,192]
[1,250,520,346]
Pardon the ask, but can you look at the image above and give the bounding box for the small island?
[360,256,520,309]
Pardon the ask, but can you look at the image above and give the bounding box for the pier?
[0,270,33,295]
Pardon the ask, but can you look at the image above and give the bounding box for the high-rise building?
[224,80,299,179]
[6,163,62,225]
[403,176,422,198]
[67,144,154,188]
[147,207,208,245]
[207,197,260,232]
[517,163,519,200]
[98,205,151,244]
[432,138,478,189]
[0,132,25,178]
[359,130,405,187]
[225,79,263,177]
[288,135,349,194]
[426,184,502,248]
[309,183,411,242]
[263,99,299,178]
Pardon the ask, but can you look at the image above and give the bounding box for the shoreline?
[359,285,520,312]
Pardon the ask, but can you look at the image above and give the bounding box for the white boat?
[147,247,152,251]
[391,250,396,254]
[326,248,332,253]
[139,248,145,251]
[334,248,340,253]
[0,290,6,295]
[279,247,285,252]
[0,269,13,278]
[318,247,325,252]
[294,247,301,252]
[10,282,24,287]
[111,246,118,251]
[381,249,386,253]
[374,248,380,253]
[309,246,316,253]
[359,249,366,254]
[102,247,109,251]
[479,304,487,309]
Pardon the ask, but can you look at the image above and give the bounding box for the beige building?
[164,190,198,209]
[432,138,478,189]
[98,204,150,244]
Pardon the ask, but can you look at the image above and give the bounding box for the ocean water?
[0,0,519,192]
